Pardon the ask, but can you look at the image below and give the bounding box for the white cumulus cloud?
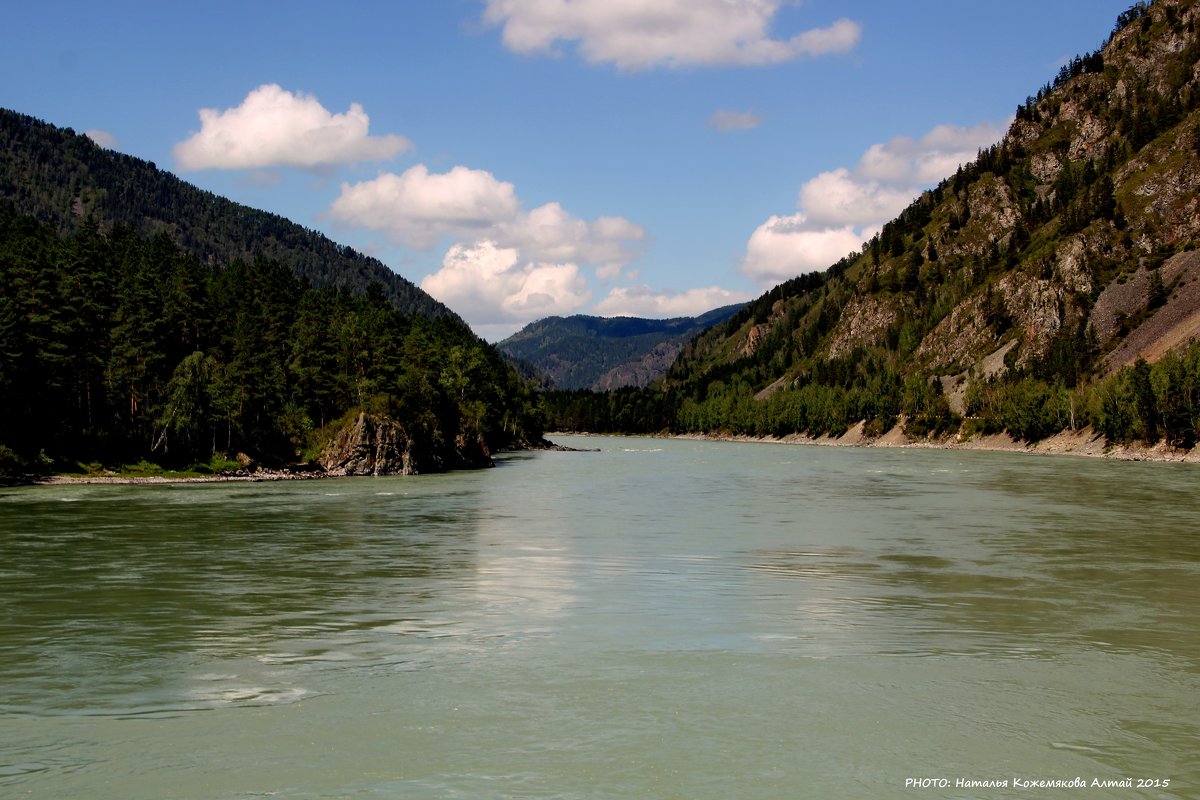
[856,121,1006,185]
[328,164,645,262]
[742,215,866,284]
[85,129,118,149]
[329,164,648,337]
[499,202,647,268]
[796,168,916,229]
[741,120,1006,285]
[174,84,411,171]
[595,284,753,318]
[420,240,593,338]
[482,0,860,70]
[328,165,521,249]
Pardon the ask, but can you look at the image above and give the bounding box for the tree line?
[0,204,543,474]
[0,108,451,320]
[541,342,1200,451]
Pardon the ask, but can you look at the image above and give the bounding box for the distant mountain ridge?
[497,305,745,390]
[0,109,455,321]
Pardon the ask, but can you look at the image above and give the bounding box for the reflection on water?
[1,438,1198,798]
[0,479,490,718]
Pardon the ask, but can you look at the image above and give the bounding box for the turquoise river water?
[1,435,1198,798]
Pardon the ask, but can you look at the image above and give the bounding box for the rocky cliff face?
[318,413,492,476]
[827,296,907,359]
[669,0,1200,405]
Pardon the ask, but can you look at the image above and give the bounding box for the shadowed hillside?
[0,109,455,321]
[0,115,547,476]
[498,305,744,390]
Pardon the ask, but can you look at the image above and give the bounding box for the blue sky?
[3,0,1132,339]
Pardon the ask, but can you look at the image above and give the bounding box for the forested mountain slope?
[498,305,743,390]
[0,109,454,320]
[550,0,1200,448]
[0,116,548,476]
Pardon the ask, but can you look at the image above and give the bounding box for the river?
[1,436,1197,798]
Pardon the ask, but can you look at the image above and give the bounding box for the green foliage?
[536,0,1200,450]
[0,205,544,471]
[959,340,1200,447]
[0,444,23,477]
[1088,350,1200,446]
[541,387,677,434]
[902,375,960,439]
[0,108,456,321]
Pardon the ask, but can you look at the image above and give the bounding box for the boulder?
[318,413,493,476]
[319,413,419,476]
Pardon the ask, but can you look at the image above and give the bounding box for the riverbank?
[671,422,1200,464]
[27,467,326,486]
[9,428,1195,485]
[7,440,596,486]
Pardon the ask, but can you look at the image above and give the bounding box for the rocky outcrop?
[319,413,419,476]
[1060,93,1112,162]
[1053,231,1100,296]
[1122,147,1200,247]
[742,323,772,357]
[1101,250,1200,372]
[917,272,1066,373]
[318,413,492,476]
[996,271,1068,366]
[826,295,903,359]
[914,295,993,372]
[1090,266,1156,345]
[941,176,1021,260]
[593,341,685,390]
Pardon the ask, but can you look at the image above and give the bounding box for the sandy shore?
[671,422,1200,464]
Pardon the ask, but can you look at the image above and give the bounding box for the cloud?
[483,0,861,70]
[856,121,1006,185]
[499,202,647,267]
[742,215,866,284]
[741,121,1006,285]
[330,164,647,336]
[85,129,118,148]
[594,284,753,317]
[420,240,593,337]
[796,168,916,229]
[328,163,645,260]
[174,84,411,171]
[708,110,761,132]
[328,165,520,249]
[595,262,625,283]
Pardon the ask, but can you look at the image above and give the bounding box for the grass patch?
[57,454,248,479]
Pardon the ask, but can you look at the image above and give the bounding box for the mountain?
[497,305,744,390]
[0,115,544,476]
[548,0,1200,448]
[0,109,455,321]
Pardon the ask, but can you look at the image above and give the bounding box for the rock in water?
[319,413,418,476]
[318,413,493,476]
